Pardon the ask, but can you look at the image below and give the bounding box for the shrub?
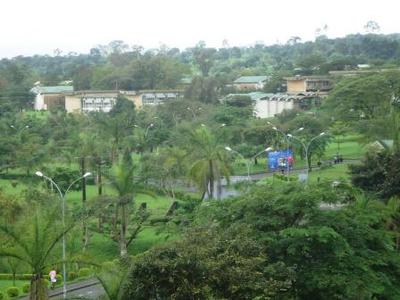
[56,274,63,284]
[43,279,50,287]
[78,268,91,278]
[22,283,30,293]
[6,286,19,298]
[68,271,78,281]
[0,273,32,280]
[0,291,4,300]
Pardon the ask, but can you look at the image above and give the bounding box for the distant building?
[222,92,321,118]
[64,90,129,113]
[134,90,183,107]
[31,85,74,110]
[285,76,331,94]
[63,90,183,113]
[32,83,184,113]
[233,76,269,91]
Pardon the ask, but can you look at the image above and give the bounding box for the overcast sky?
[1,0,399,58]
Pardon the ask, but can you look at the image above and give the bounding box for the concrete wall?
[34,94,45,110]
[287,80,306,93]
[254,100,293,118]
[65,95,81,113]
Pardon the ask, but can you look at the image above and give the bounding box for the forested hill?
[1,33,400,95]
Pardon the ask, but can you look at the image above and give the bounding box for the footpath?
[19,279,101,299]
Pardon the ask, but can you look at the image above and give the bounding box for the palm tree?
[0,207,73,300]
[107,149,150,258]
[188,127,231,200]
[96,260,130,300]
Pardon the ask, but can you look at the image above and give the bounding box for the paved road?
[224,159,359,184]
[20,279,104,300]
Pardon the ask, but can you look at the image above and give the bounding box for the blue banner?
[268,149,294,171]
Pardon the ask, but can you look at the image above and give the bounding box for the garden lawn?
[232,136,364,176]
[257,163,351,185]
[0,280,29,297]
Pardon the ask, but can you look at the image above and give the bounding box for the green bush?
[56,274,63,285]
[6,286,19,298]
[0,291,4,300]
[43,279,50,287]
[22,283,30,294]
[68,271,78,281]
[0,273,32,280]
[78,268,91,278]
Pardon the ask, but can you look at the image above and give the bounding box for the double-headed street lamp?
[286,132,326,183]
[35,171,91,299]
[225,146,273,182]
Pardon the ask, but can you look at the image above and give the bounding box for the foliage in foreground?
[122,183,400,299]
[122,225,290,299]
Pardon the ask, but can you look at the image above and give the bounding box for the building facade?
[31,85,74,110]
[285,76,331,94]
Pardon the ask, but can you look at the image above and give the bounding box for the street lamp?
[287,132,326,183]
[10,125,30,137]
[144,123,154,138]
[225,146,273,182]
[35,171,91,299]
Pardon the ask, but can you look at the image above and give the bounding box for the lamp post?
[225,146,273,182]
[187,106,202,119]
[144,123,154,138]
[35,171,91,299]
[287,132,325,183]
[10,125,30,139]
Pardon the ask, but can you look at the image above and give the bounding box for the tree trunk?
[29,273,48,300]
[97,162,102,196]
[208,160,214,199]
[120,203,128,257]
[216,177,222,200]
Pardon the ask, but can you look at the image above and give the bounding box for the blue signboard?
[268,149,294,171]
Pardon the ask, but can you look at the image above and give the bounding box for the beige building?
[31,85,74,110]
[32,84,184,113]
[130,90,183,107]
[64,90,183,113]
[233,76,269,91]
[285,76,331,94]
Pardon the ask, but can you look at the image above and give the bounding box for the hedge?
[68,271,78,281]
[78,268,91,278]
[6,286,19,298]
[0,274,32,280]
[22,284,30,294]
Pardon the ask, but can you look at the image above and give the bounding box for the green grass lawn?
[258,163,352,186]
[0,172,178,265]
[0,280,29,298]
[232,135,365,176]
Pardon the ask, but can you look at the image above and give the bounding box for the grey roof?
[234,76,269,84]
[31,86,73,94]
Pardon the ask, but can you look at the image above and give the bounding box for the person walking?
[49,269,57,289]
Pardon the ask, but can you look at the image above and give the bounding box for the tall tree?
[187,127,231,200]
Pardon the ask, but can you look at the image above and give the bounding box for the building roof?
[234,76,268,84]
[32,86,73,94]
[222,92,320,102]
[285,75,330,81]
